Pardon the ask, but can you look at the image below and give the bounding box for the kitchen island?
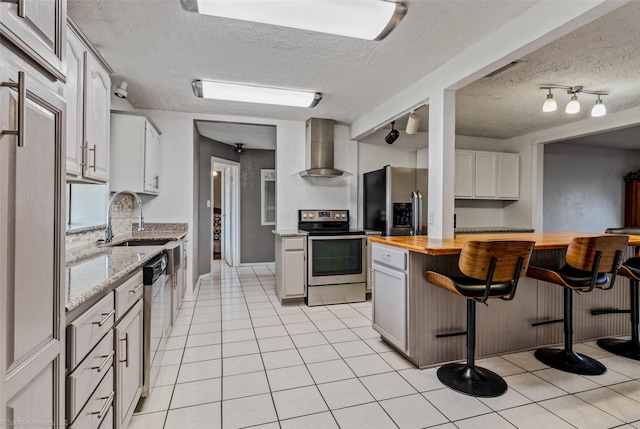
[369,232,640,369]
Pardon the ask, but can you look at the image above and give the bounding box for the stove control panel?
[299,210,349,222]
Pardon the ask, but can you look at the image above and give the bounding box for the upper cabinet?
[0,0,67,81]
[110,111,162,195]
[64,20,113,183]
[455,150,520,200]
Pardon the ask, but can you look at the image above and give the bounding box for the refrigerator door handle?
[411,190,419,235]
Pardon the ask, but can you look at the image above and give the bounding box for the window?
[261,169,276,225]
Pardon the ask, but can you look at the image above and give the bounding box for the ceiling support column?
[428,89,456,239]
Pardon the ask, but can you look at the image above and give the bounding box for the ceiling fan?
[233,143,245,154]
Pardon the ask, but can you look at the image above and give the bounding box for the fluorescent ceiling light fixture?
[180,0,407,41]
[192,80,322,107]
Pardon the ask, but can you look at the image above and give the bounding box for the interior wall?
[197,137,240,276]
[543,143,630,232]
[240,149,276,263]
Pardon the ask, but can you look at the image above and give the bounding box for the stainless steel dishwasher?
[141,252,168,397]
[165,240,184,327]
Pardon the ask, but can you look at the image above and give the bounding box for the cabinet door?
[284,248,306,297]
[497,153,520,200]
[115,300,143,429]
[64,30,84,176]
[83,52,110,182]
[371,263,407,352]
[0,0,66,80]
[0,57,65,426]
[143,123,160,194]
[474,152,498,198]
[454,151,474,198]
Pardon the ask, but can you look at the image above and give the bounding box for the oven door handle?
[307,235,368,241]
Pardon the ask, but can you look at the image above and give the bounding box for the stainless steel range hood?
[299,118,351,178]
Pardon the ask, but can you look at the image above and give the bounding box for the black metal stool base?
[534,348,606,375]
[437,363,507,397]
[597,338,640,361]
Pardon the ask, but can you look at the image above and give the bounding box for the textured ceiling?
[68,1,640,148]
[196,121,276,149]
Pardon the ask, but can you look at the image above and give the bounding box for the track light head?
[542,89,557,112]
[591,96,606,117]
[385,121,399,144]
[114,81,128,99]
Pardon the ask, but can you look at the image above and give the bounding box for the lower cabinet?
[275,235,307,301]
[371,244,408,353]
[115,299,143,429]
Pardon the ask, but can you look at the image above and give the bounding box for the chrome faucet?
[105,190,144,243]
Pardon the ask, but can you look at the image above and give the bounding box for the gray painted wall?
[543,143,640,233]
[240,150,275,263]
[196,136,275,276]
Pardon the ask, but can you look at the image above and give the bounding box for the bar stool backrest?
[459,240,535,283]
[566,235,628,273]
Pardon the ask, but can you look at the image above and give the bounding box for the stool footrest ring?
[534,348,606,375]
[590,308,630,315]
[437,363,507,397]
[532,318,564,327]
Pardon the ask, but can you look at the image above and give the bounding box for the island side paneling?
[399,246,634,369]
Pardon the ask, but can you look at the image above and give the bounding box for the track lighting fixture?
[540,85,608,117]
[405,113,421,135]
[385,121,399,144]
[114,81,128,99]
[233,143,245,154]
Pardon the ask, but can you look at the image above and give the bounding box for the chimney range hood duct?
[299,118,351,178]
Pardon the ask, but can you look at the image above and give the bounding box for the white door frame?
[211,157,240,268]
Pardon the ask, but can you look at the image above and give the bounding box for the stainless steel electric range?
[298,210,367,306]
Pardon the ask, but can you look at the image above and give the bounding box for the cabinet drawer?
[115,271,143,320]
[284,237,305,251]
[372,244,407,271]
[67,330,114,421]
[68,293,115,368]
[70,367,114,429]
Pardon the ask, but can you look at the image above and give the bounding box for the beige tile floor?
[128,261,640,429]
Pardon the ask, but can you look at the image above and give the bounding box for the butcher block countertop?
[369,232,640,256]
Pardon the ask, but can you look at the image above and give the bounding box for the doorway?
[211,157,240,270]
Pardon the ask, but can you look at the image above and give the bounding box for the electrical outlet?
[428,211,434,224]
[207,200,211,208]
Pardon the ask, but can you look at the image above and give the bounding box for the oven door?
[307,235,367,286]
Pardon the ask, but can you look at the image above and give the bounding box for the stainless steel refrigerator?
[363,166,428,236]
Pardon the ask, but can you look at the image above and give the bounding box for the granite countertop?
[455,226,535,234]
[66,245,164,312]
[65,223,188,313]
[273,230,308,237]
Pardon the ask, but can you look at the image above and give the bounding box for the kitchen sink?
[112,239,175,247]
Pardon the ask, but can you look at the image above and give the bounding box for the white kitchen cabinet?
[454,150,474,198]
[371,244,408,353]
[454,150,519,200]
[474,152,498,198]
[275,235,306,302]
[0,0,67,80]
[110,111,163,195]
[1,46,66,427]
[65,20,113,183]
[114,299,143,429]
[497,153,520,199]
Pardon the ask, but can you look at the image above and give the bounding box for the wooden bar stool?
[596,228,640,360]
[527,235,628,375]
[426,240,535,397]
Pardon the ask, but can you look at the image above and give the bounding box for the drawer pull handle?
[93,391,114,420]
[380,253,391,257]
[94,309,115,327]
[130,283,143,294]
[154,175,159,189]
[1,71,25,147]
[7,0,25,17]
[119,333,129,368]
[93,350,114,373]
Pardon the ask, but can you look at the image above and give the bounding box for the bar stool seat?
[426,240,535,397]
[597,257,640,360]
[527,235,628,375]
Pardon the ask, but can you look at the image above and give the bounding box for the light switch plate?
[207,200,211,208]
[428,211,434,224]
